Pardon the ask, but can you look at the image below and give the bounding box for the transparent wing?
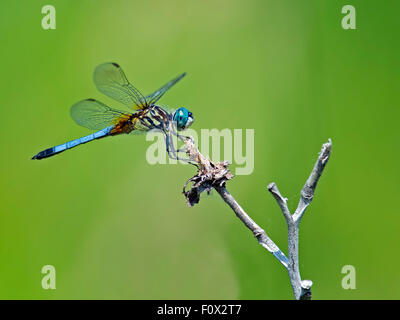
[93,62,147,110]
[70,99,131,130]
[145,73,186,106]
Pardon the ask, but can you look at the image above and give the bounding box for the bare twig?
[214,186,289,268]
[182,138,288,268]
[273,139,332,299]
[182,138,332,300]
[293,139,332,224]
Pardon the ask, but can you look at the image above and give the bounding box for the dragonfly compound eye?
[174,107,191,130]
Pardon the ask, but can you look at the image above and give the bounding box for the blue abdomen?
[32,126,113,160]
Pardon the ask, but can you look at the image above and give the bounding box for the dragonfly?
[32,63,194,161]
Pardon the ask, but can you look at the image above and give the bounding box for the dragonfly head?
[173,107,194,131]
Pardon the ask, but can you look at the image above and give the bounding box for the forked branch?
[182,138,332,300]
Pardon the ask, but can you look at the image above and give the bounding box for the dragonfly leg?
[170,130,194,151]
[170,131,199,167]
[178,133,193,143]
[165,133,178,159]
[165,132,198,166]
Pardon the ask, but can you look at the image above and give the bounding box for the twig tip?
[267,182,276,191]
[301,279,313,290]
[319,139,332,164]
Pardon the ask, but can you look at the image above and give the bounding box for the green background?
[0,0,399,299]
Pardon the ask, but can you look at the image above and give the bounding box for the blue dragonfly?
[32,63,194,161]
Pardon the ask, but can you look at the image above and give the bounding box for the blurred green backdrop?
[0,0,399,299]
